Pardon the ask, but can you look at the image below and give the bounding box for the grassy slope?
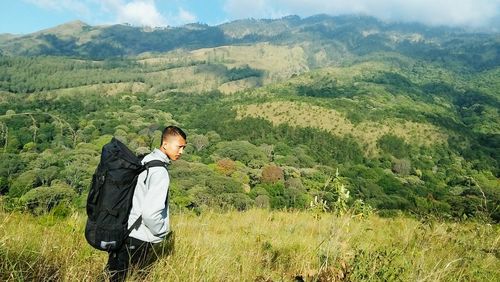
[1,209,498,281]
[234,101,447,156]
[225,51,499,162]
[0,43,310,95]
[139,43,310,93]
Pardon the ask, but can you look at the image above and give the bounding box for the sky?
[0,0,499,34]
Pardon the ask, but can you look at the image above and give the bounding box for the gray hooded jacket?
[128,148,171,243]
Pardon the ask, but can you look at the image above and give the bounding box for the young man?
[107,126,187,281]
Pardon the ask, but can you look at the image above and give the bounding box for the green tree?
[19,181,77,215]
[377,134,410,159]
[9,170,39,197]
[213,141,267,167]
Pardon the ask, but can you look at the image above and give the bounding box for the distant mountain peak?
[34,20,90,37]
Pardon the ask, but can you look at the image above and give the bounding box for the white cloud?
[101,0,167,27]
[223,0,287,20]
[23,0,500,29]
[26,0,169,27]
[99,1,198,27]
[177,7,197,24]
[119,1,166,27]
[223,0,500,29]
[24,0,91,17]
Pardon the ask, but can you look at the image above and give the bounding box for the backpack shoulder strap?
[144,160,171,207]
[142,160,168,184]
[144,160,169,170]
[125,215,142,240]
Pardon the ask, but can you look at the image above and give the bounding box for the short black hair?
[161,126,187,146]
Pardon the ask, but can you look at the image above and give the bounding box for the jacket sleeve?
[141,168,169,236]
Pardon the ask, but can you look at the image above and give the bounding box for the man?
[107,125,187,281]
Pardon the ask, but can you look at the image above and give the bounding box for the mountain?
[0,15,498,71]
[32,20,91,37]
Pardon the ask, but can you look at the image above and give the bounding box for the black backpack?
[84,137,168,252]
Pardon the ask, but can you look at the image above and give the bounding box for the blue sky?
[1,0,499,34]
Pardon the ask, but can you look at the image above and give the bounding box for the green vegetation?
[0,80,497,221]
[0,36,498,221]
[1,209,498,281]
[0,14,498,281]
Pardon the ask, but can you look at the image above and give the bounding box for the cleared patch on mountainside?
[147,66,219,93]
[140,43,309,82]
[134,43,310,93]
[218,77,262,94]
[190,43,309,81]
[46,82,151,96]
[252,61,398,98]
[235,101,448,155]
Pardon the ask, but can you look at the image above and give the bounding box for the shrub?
[216,159,237,176]
[255,195,270,208]
[9,170,39,197]
[190,134,210,151]
[213,141,267,166]
[261,165,284,184]
[206,176,244,195]
[19,181,77,215]
[351,199,375,217]
[285,178,303,190]
[231,171,250,185]
[0,176,7,194]
[309,196,329,214]
[91,134,113,148]
[377,134,410,158]
[219,193,253,211]
[392,159,412,176]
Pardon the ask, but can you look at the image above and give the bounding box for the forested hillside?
[0,15,498,222]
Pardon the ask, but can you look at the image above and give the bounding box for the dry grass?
[28,43,310,96]
[190,43,309,81]
[235,101,448,156]
[43,82,151,97]
[147,65,221,93]
[1,209,498,281]
[218,77,262,94]
[281,62,388,87]
[140,43,309,88]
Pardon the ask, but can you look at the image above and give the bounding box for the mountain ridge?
[0,14,498,73]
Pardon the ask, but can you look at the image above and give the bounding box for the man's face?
[162,135,187,161]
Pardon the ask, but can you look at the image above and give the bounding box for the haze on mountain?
[0,14,498,70]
